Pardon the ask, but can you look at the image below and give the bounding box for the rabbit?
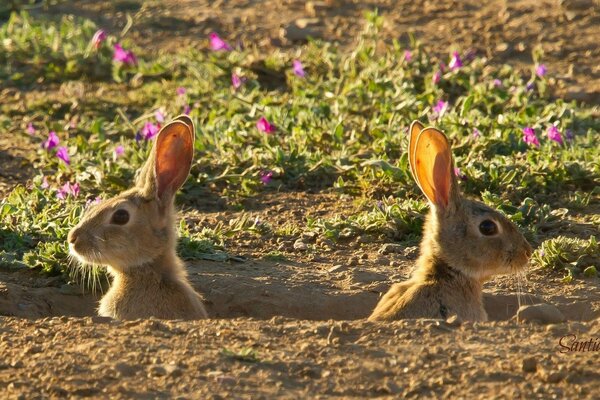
[369,121,533,322]
[67,115,208,320]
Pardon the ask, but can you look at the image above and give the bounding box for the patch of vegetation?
[532,236,600,282]
[0,11,598,283]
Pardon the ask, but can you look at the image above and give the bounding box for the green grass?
[0,10,598,282]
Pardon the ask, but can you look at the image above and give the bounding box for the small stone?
[522,357,537,373]
[379,243,403,255]
[403,246,419,259]
[148,365,167,377]
[348,257,359,266]
[446,315,462,328]
[301,231,317,242]
[280,19,321,42]
[293,239,308,251]
[517,303,565,324]
[115,362,138,377]
[328,265,347,273]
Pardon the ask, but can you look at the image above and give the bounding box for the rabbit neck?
[109,249,187,283]
[415,254,483,294]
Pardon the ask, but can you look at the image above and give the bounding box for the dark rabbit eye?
[479,219,498,236]
[111,209,130,225]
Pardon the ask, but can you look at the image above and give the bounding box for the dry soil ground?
[1,0,600,398]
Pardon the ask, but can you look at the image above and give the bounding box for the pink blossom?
[454,167,467,181]
[209,32,232,51]
[85,196,102,207]
[231,73,244,89]
[91,29,107,49]
[432,71,441,85]
[41,176,49,189]
[113,44,137,66]
[183,104,191,115]
[56,146,70,165]
[493,79,502,88]
[26,123,36,135]
[256,117,275,134]
[448,51,463,71]
[292,60,305,77]
[176,87,186,96]
[522,127,540,147]
[140,122,160,140]
[260,171,273,185]
[43,131,59,150]
[57,182,79,200]
[432,100,448,118]
[472,128,481,138]
[114,145,125,158]
[404,50,412,62]
[536,64,547,77]
[547,126,563,145]
[154,110,165,123]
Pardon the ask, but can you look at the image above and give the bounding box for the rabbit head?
[408,120,533,282]
[68,115,195,271]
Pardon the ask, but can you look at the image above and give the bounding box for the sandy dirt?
[1,0,600,398]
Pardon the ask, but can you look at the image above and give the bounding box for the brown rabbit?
[68,115,208,320]
[369,121,533,322]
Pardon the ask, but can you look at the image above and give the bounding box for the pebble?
[293,239,308,251]
[280,19,321,41]
[379,243,404,255]
[328,265,347,273]
[115,362,138,377]
[517,303,565,324]
[522,357,537,373]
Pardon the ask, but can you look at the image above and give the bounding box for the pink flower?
[292,60,305,78]
[260,171,273,185]
[454,167,467,181]
[85,196,102,207]
[404,50,412,62]
[26,123,36,135]
[57,182,79,200]
[547,126,563,145]
[56,146,70,165]
[493,79,502,88]
[522,127,540,147]
[41,176,49,189]
[536,64,547,77]
[154,109,165,123]
[448,51,463,71]
[140,122,160,140]
[176,87,186,96]
[432,100,448,118]
[91,29,107,49]
[114,145,125,158]
[183,104,191,115]
[43,131,59,150]
[256,117,275,134]
[472,128,481,138]
[231,73,244,89]
[113,44,137,66]
[209,32,232,51]
[432,70,441,85]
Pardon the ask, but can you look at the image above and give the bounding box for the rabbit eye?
[479,220,498,236]
[111,209,130,225]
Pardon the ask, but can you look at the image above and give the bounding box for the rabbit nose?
[68,228,79,245]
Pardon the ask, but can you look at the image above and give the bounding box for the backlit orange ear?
[408,120,425,183]
[414,127,453,209]
[155,121,194,201]
[173,115,195,143]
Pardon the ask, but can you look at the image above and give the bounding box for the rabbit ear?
[173,115,195,143]
[408,120,425,183]
[414,127,458,210]
[138,120,194,203]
